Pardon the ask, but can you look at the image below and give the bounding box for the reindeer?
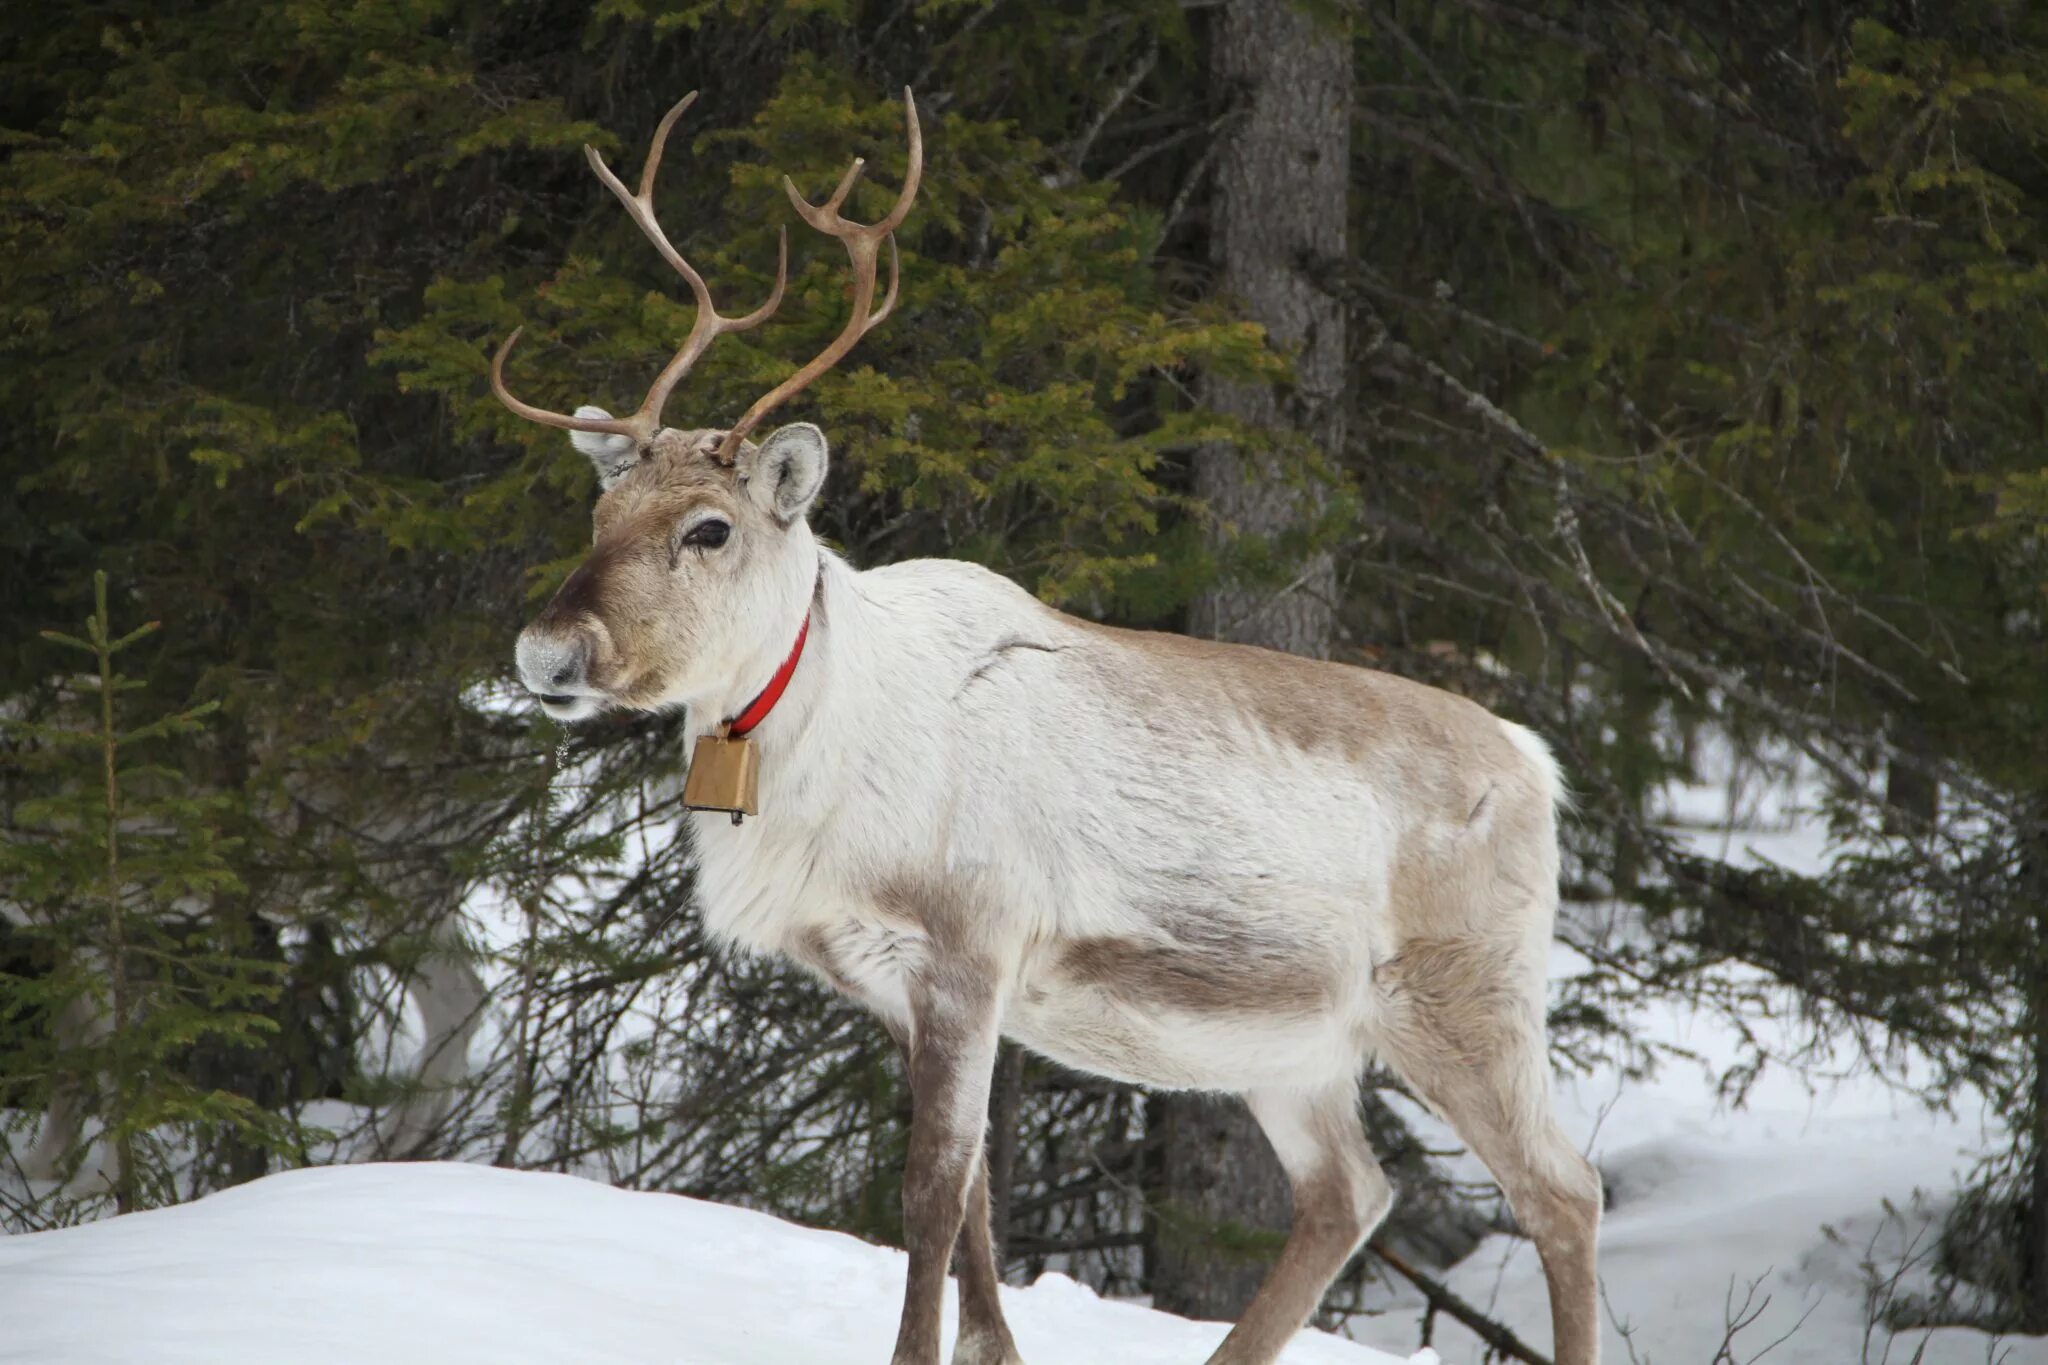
[494,90,1602,1365]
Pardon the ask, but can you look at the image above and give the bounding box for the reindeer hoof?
[949,1329,1024,1365]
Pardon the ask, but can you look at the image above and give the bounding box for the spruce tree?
[1,573,290,1217]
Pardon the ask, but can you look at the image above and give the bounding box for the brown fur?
[844,873,1025,1365]
[892,971,1002,1365]
[951,1158,1022,1365]
[1069,617,1516,781]
[1376,934,1603,1365]
[528,430,755,708]
[791,926,862,998]
[879,1025,1018,1365]
[1376,937,1535,1075]
[869,873,1002,971]
[1056,933,1331,1016]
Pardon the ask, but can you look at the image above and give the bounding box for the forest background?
[3,0,2047,1356]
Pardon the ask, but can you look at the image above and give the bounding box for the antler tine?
[583,100,715,323]
[874,89,923,235]
[638,90,697,202]
[491,328,646,437]
[730,227,792,329]
[488,91,789,444]
[867,234,902,328]
[714,89,922,463]
[819,158,867,218]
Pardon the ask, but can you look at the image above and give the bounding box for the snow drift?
[0,1162,1417,1365]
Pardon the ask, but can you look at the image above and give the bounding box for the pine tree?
[0,573,291,1217]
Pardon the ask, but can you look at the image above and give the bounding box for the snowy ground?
[1362,951,2032,1365]
[0,1162,1417,1365]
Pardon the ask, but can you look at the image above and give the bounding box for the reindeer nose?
[516,630,592,698]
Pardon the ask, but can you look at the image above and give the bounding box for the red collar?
[725,611,811,738]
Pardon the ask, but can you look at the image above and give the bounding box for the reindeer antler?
[490,91,790,446]
[713,88,922,464]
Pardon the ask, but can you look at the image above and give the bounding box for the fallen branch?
[1370,1240,1555,1365]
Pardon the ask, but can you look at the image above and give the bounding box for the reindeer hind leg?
[1198,1081,1390,1365]
[1376,933,1603,1365]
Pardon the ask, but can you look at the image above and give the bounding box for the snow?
[0,1162,1417,1365]
[1363,967,2036,1364]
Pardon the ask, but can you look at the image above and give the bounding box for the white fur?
[569,406,641,490]
[742,423,829,523]
[669,529,1561,1088]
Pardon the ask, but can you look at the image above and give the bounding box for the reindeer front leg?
[890,972,1011,1365]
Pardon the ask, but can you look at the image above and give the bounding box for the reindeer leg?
[889,974,1005,1365]
[1200,1082,1390,1365]
[951,1153,1023,1364]
[1378,935,1604,1365]
[883,1020,1020,1365]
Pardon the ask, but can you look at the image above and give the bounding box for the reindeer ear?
[568,406,642,491]
[741,423,829,524]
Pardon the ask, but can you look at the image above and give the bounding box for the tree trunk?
[2030,992,2048,1331]
[1183,0,1346,653]
[1151,0,1350,1323]
[1881,715,1939,836]
[2024,798,2048,1331]
[1151,1092,1298,1318]
[987,1041,1024,1269]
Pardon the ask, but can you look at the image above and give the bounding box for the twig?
[1059,39,1159,186]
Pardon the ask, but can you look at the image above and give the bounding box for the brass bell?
[683,731,760,825]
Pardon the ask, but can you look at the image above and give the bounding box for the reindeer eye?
[678,519,730,551]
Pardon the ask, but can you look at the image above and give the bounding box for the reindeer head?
[497,91,920,722]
